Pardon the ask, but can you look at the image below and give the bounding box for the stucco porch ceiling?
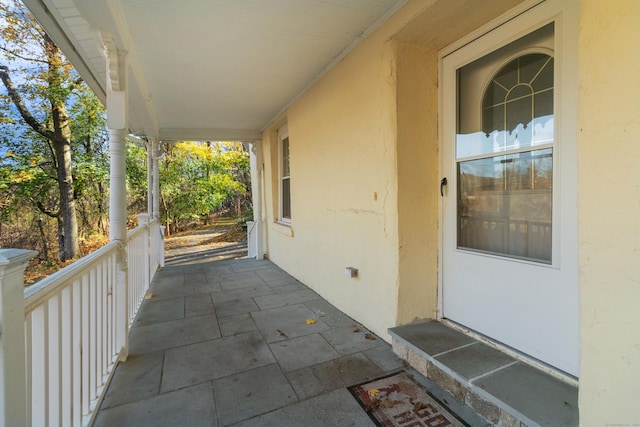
[23,0,406,141]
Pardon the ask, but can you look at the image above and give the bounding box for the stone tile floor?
[92,237,488,426]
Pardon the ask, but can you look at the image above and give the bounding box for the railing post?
[159,226,166,268]
[114,244,129,362]
[0,249,37,427]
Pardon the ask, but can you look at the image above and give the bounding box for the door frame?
[437,0,579,383]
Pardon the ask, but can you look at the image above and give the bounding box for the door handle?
[440,177,448,196]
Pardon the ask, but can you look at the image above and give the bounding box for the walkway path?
[93,232,488,426]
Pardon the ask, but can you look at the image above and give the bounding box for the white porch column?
[136,213,151,292]
[249,142,264,260]
[151,139,161,220]
[104,33,129,361]
[104,33,128,242]
[146,139,164,267]
[109,126,127,242]
[108,126,129,361]
[146,139,153,218]
[144,138,162,221]
[0,249,37,427]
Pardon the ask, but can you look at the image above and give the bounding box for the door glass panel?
[457,148,552,262]
[456,24,554,263]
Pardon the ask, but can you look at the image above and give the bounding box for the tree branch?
[0,45,49,64]
[46,138,58,170]
[37,164,58,182]
[0,65,54,140]
[35,200,60,218]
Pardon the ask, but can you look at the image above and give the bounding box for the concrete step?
[389,321,578,427]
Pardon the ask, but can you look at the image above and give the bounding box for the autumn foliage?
[0,1,251,282]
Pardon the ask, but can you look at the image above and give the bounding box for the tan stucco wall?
[395,41,439,324]
[261,35,401,340]
[577,0,640,424]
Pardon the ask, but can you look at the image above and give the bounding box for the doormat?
[348,371,469,427]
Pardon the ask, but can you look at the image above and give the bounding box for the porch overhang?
[22,0,407,142]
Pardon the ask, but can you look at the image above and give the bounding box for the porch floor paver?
[268,333,340,372]
[93,238,489,427]
[160,331,275,393]
[251,303,331,343]
[286,353,386,400]
[128,313,221,355]
[321,324,386,356]
[213,364,298,426]
[100,351,164,409]
[96,382,217,427]
[233,388,374,427]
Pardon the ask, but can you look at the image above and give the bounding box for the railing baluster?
[61,286,71,426]
[128,245,132,327]
[46,293,61,426]
[108,255,115,363]
[81,274,89,417]
[101,260,108,379]
[89,268,97,405]
[72,279,81,427]
[25,313,33,427]
[96,263,103,388]
[31,304,48,426]
[50,294,63,426]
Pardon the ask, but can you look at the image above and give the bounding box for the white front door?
[441,0,579,377]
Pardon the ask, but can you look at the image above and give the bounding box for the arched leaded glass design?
[482,53,554,136]
[456,51,554,263]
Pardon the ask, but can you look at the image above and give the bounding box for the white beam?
[159,128,262,142]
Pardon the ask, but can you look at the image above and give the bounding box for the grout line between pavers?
[432,341,479,357]
[158,350,166,396]
[468,360,520,383]
[210,378,222,427]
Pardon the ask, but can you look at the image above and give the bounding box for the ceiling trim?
[101,32,127,91]
[261,0,408,132]
[158,128,262,142]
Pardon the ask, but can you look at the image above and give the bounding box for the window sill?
[273,221,294,237]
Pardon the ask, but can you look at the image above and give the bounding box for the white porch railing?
[0,217,164,427]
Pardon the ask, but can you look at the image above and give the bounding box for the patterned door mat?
[348,371,470,427]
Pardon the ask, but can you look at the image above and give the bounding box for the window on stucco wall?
[278,124,291,223]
